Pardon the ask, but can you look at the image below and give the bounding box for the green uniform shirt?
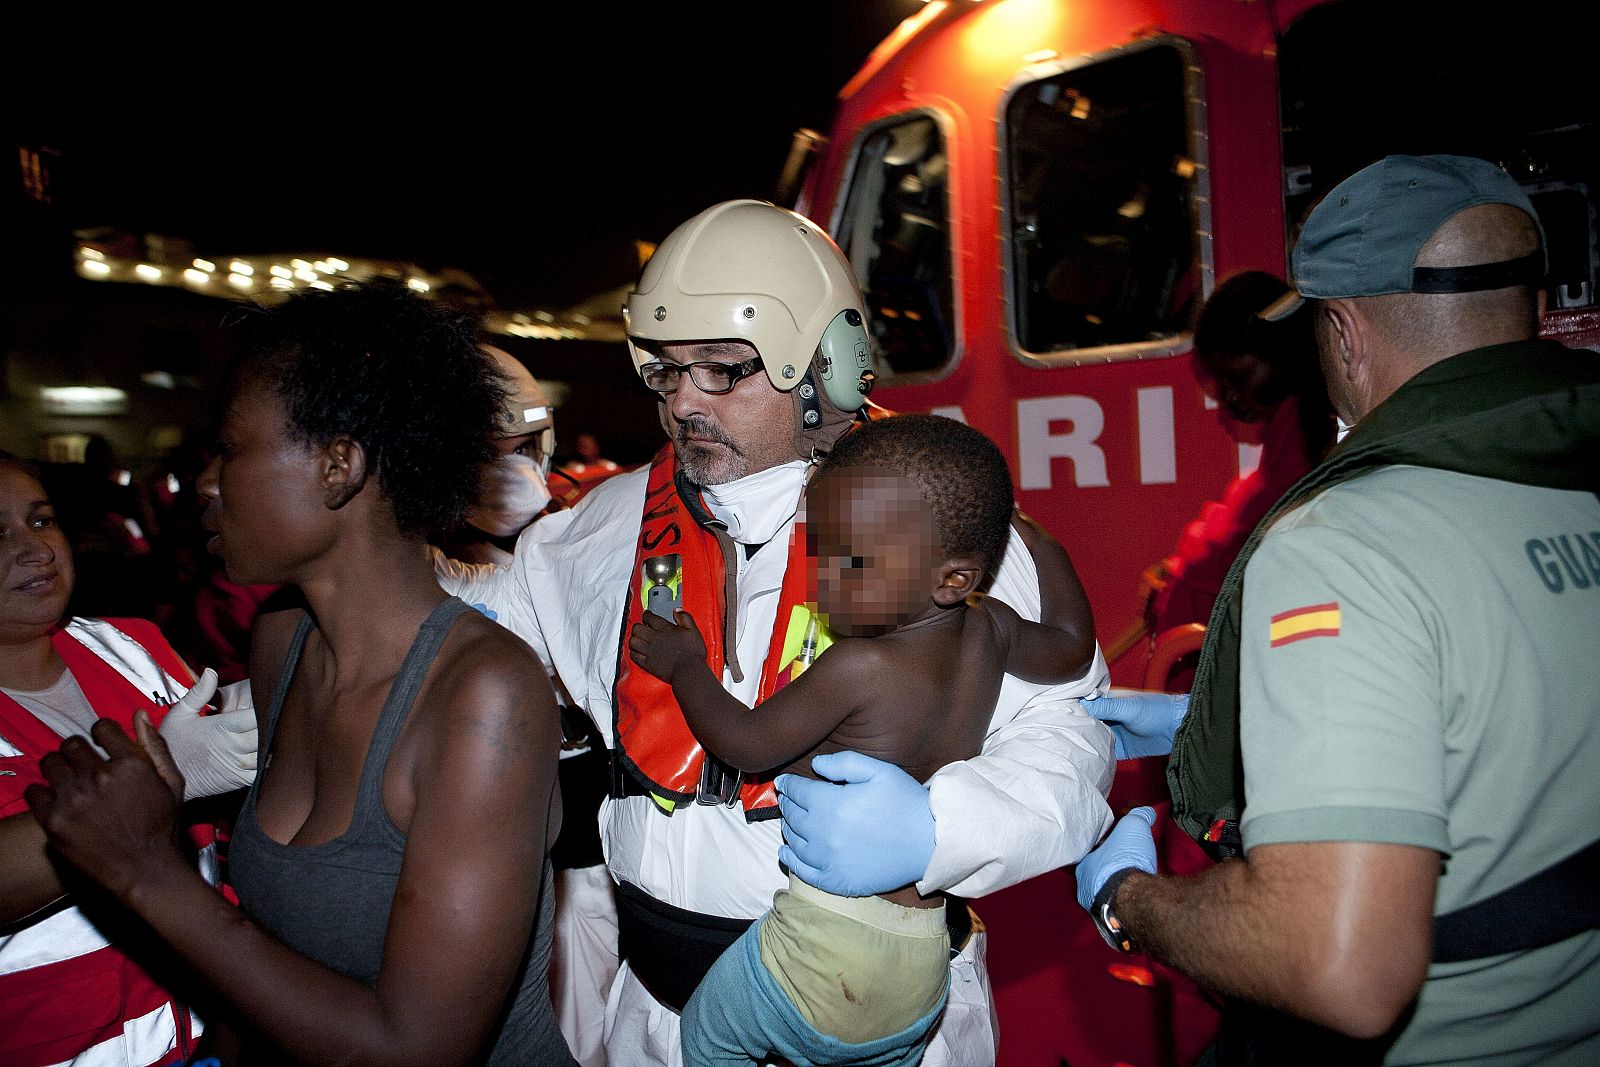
[1239,466,1600,1066]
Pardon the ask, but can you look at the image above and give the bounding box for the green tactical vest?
[1169,339,1600,856]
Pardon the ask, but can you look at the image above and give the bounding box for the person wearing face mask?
[436,198,1116,1066]
[439,345,559,568]
[435,344,621,1067]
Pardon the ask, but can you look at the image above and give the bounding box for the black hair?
[1192,270,1316,376]
[1193,270,1335,458]
[0,450,42,482]
[226,282,507,541]
[819,413,1014,570]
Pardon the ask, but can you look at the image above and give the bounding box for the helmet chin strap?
[792,363,862,463]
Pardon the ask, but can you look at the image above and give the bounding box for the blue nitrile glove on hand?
[1082,689,1190,759]
[1074,806,1159,912]
[775,751,936,897]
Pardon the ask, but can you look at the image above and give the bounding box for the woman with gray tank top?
[25,284,574,1066]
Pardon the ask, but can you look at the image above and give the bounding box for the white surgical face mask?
[702,460,808,544]
[467,453,552,538]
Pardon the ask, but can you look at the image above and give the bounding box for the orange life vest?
[612,444,818,821]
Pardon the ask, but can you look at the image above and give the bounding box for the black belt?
[615,880,975,1014]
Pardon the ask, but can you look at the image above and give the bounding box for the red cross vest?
[0,617,215,1067]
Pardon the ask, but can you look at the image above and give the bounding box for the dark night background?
[8,5,921,312]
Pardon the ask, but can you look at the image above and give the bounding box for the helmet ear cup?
[815,309,875,412]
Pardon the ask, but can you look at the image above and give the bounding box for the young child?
[628,412,1095,1066]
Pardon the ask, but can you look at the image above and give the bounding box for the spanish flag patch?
[1269,602,1341,647]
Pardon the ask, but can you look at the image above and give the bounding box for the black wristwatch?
[1090,867,1139,953]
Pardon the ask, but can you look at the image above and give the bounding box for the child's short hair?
[820,413,1014,569]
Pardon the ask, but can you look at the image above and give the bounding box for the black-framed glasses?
[639,357,765,396]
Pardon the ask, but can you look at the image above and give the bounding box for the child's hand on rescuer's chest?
[629,610,707,683]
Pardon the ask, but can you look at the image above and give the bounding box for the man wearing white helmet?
[438,199,1115,1065]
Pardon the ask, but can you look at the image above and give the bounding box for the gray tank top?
[229,597,573,1065]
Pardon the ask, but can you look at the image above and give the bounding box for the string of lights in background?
[71,239,625,344]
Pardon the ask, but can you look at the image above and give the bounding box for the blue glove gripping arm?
[1074,806,1159,913]
[1081,689,1190,760]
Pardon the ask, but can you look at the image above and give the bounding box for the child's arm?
[977,513,1096,683]
[628,611,866,773]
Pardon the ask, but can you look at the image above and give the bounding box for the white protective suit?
[436,457,1116,1066]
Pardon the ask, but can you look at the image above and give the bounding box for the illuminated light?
[227,272,254,289]
[269,265,293,279]
[512,312,531,324]
[229,260,254,276]
[1023,48,1057,63]
[905,309,923,321]
[142,371,177,389]
[294,268,318,283]
[79,247,106,261]
[167,473,181,495]
[407,277,430,293]
[506,322,572,340]
[1107,962,1155,987]
[960,0,1065,64]
[325,257,349,271]
[309,279,335,291]
[313,260,331,273]
[135,264,163,281]
[270,276,295,290]
[1071,95,1092,120]
[291,258,311,270]
[116,470,133,488]
[81,259,112,276]
[1117,197,1147,220]
[183,268,211,285]
[881,306,901,319]
[1084,313,1104,325]
[1174,157,1197,179]
[534,310,555,322]
[39,386,129,415]
[571,313,591,325]
[193,258,217,272]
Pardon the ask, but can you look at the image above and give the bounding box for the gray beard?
[674,420,746,485]
[676,442,745,486]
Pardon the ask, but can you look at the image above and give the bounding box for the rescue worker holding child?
[438,198,1118,1065]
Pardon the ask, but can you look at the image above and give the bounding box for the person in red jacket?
[0,450,251,1067]
[1144,271,1335,643]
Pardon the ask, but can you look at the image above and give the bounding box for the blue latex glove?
[1082,689,1190,759]
[775,751,935,897]
[1074,806,1159,912]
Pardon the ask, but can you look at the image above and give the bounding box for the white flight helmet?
[482,344,555,474]
[625,200,876,433]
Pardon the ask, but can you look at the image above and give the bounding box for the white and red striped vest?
[0,618,205,1067]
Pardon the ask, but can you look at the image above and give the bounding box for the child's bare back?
[628,414,1093,908]
[771,583,1067,784]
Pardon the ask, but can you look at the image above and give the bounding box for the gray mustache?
[676,418,739,452]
